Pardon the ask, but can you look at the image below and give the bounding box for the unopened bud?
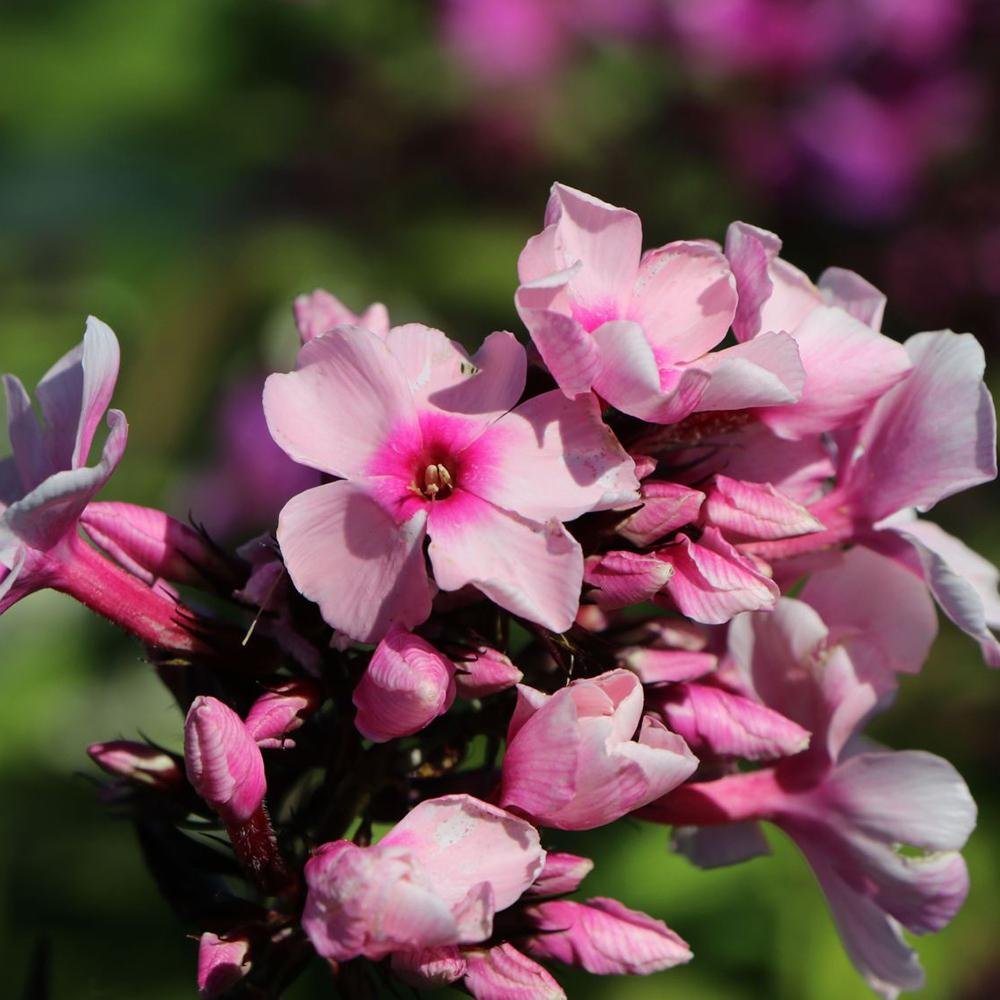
[197,932,251,998]
[245,679,322,748]
[87,740,183,791]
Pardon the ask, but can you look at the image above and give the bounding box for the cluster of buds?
[4,184,996,999]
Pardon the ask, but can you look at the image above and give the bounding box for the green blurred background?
[1,1,998,997]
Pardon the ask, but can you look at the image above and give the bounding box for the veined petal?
[703,475,822,540]
[584,550,673,609]
[463,943,566,1000]
[691,331,805,411]
[428,494,583,632]
[263,327,418,479]
[276,480,432,642]
[818,268,885,330]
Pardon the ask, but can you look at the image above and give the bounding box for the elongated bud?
[82,501,236,588]
[617,481,705,546]
[88,740,183,791]
[353,627,455,742]
[197,932,251,998]
[184,697,266,823]
[454,646,523,699]
[584,551,673,609]
[701,476,822,541]
[526,852,594,898]
[245,679,322,748]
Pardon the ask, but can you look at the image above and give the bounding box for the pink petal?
[725,222,821,341]
[616,481,705,546]
[184,696,266,823]
[35,316,121,472]
[691,331,805,411]
[453,646,524,699]
[630,240,736,363]
[618,648,717,684]
[818,267,885,329]
[472,390,639,522]
[888,519,1000,667]
[277,480,432,642]
[463,943,566,1000]
[391,947,467,989]
[759,306,912,440]
[524,898,692,975]
[293,288,389,342]
[526,853,594,897]
[648,682,810,760]
[592,320,710,423]
[263,327,417,479]
[3,374,48,491]
[703,475,822,540]
[3,409,128,552]
[584,550,674,609]
[657,528,778,625]
[381,794,545,913]
[197,932,251,999]
[353,627,456,742]
[385,325,526,423]
[847,331,997,520]
[427,495,583,633]
[244,680,321,745]
[545,183,641,313]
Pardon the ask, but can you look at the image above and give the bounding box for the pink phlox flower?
[1,317,126,612]
[264,324,638,641]
[516,184,805,424]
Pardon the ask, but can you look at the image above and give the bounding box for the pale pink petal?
[471,390,639,521]
[818,268,886,329]
[3,409,128,552]
[649,682,810,760]
[657,528,778,625]
[629,241,736,363]
[293,288,389,342]
[671,821,771,869]
[826,751,975,852]
[453,646,523,699]
[353,627,456,742]
[617,481,705,546]
[386,325,526,422]
[801,545,937,676]
[263,327,418,478]
[34,316,120,471]
[517,223,560,284]
[276,480,432,642]
[184,696,266,823]
[197,932,250,999]
[506,684,552,741]
[888,519,1000,667]
[592,320,710,423]
[391,947,467,989]
[847,331,996,519]
[427,495,583,633]
[516,277,602,399]
[759,307,912,439]
[464,944,566,1000]
[381,795,545,912]
[619,648,717,684]
[545,183,641,313]
[800,847,925,1000]
[691,331,805,411]
[584,550,673,609]
[525,898,692,975]
[3,374,49,491]
[526,853,594,898]
[725,222,821,341]
[703,475,822,540]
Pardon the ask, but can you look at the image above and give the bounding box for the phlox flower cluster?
[3,183,997,999]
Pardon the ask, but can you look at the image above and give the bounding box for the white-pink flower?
[516,184,805,423]
[264,324,638,641]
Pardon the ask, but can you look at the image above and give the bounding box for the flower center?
[412,462,454,501]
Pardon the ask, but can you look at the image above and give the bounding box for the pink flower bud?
[184,697,266,823]
[390,946,467,989]
[197,932,250,998]
[524,898,692,975]
[500,670,698,830]
[617,481,705,546]
[526,852,594,898]
[619,648,717,684]
[463,943,565,1000]
[701,475,822,541]
[584,551,673,609]
[81,501,235,587]
[454,646,523,699]
[245,679,322,748]
[353,627,456,742]
[87,740,183,790]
